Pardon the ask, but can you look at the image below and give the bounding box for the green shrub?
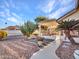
[0,30,7,40]
[20,21,37,37]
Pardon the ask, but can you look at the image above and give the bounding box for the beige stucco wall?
[38,20,59,36]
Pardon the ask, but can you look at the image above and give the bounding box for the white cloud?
[7,17,18,23]
[48,4,73,19]
[38,0,56,13]
[5,9,11,16]
[0,0,11,17]
[4,0,9,8]
[0,9,11,19]
[9,0,15,8]
[0,12,6,17]
[60,0,72,6]
[11,12,21,18]
[48,8,62,19]
[0,0,24,25]
[11,12,24,24]
[48,0,76,19]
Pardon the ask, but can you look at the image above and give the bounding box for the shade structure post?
[55,31,62,45]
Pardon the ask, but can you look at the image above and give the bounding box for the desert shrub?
[20,21,37,37]
[0,30,7,40]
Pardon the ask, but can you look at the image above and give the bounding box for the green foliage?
[57,20,79,30]
[20,26,27,35]
[20,21,37,37]
[0,30,7,40]
[56,20,79,44]
[35,16,47,23]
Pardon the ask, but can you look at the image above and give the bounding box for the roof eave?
[57,0,79,22]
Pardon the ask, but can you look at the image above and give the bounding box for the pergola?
[72,22,79,29]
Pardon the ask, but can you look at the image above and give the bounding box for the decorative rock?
[74,50,79,59]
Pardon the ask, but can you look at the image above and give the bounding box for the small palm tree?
[57,20,79,44]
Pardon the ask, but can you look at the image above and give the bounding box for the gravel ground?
[56,42,79,59]
[0,36,39,59]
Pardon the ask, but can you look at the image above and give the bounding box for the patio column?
[55,31,62,45]
[38,25,42,36]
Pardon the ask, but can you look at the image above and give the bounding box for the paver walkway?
[30,42,59,59]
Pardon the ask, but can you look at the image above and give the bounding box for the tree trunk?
[64,30,76,44]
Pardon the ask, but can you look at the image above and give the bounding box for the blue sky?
[0,0,77,28]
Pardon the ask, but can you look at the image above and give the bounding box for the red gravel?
[56,42,79,59]
[0,40,39,59]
